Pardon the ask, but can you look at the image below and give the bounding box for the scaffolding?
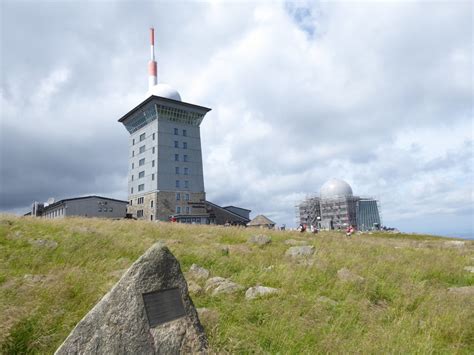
[295,194,381,231]
[295,195,321,227]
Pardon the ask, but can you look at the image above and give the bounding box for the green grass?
[0,215,473,353]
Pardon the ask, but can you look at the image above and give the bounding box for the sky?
[1,0,472,238]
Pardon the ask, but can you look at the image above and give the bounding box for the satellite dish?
[46,197,55,205]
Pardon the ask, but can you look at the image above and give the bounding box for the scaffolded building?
[296,178,381,231]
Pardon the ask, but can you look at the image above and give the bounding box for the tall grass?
[0,215,473,353]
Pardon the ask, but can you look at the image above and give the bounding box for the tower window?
[137,210,144,218]
[152,173,155,180]
[132,163,134,169]
[174,154,179,161]
[174,141,179,148]
[138,184,144,191]
[176,193,181,201]
[131,175,134,181]
[175,167,180,174]
[139,171,145,179]
[186,207,190,214]
[132,150,135,157]
[185,193,189,201]
[184,167,188,175]
[183,155,188,162]
[152,160,155,167]
[139,158,145,166]
[175,180,180,188]
[184,180,189,188]
[176,206,181,213]
[183,142,187,149]
[139,145,145,154]
[131,187,134,194]
[138,197,144,204]
[152,147,155,154]
[140,133,146,141]
[152,133,155,140]
[130,200,133,206]
[150,200,154,208]
[174,128,178,135]
[183,129,187,137]
[132,138,135,145]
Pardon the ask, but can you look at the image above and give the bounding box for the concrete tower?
[118,28,211,222]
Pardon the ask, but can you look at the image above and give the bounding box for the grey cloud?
[1,1,472,235]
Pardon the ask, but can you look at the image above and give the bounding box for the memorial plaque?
[142,288,186,327]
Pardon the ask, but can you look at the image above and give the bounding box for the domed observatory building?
[319,179,358,230]
[297,178,381,231]
[118,28,211,222]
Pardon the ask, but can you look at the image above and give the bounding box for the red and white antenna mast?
[148,27,158,90]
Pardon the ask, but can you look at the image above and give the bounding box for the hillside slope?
[1,215,473,353]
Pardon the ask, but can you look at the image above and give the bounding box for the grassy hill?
[1,215,473,353]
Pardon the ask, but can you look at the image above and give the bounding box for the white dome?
[320,178,353,199]
[147,83,181,101]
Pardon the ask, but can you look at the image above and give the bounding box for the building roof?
[247,214,276,226]
[147,84,181,101]
[223,206,252,212]
[117,95,211,123]
[320,178,353,199]
[204,201,250,222]
[44,195,128,210]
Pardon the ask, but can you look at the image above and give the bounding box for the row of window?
[131,159,155,170]
[176,193,190,201]
[175,180,190,188]
[98,207,114,212]
[43,208,64,218]
[132,145,156,157]
[174,141,188,149]
[131,184,145,194]
[174,128,187,136]
[175,167,189,175]
[131,155,190,169]
[132,132,155,145]
[131,171,155,181]
[176,206,191,214]
[132,127,188,147]
[131,198,154,208]
[175,154,188,162]
[130,178,190,193]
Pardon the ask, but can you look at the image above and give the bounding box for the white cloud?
[1,1,472,236]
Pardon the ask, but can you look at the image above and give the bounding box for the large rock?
[55,242,207,354]
[188,264,210,280]
[464,266,474,273]
[248,234,271,245]
[448,286,474,296]
[285,245,315,258]
[284,239,306,246]
[28,238,58,249]
[245,286,279,300]
[337,268,365,283]
[204,277,243,296]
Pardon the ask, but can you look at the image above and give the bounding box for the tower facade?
[118,28,211,222]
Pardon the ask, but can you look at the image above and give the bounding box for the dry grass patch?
[1,215,473,353]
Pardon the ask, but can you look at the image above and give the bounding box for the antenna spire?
[148,27,158,90]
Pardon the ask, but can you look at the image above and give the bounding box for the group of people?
[297,223,356,237]
[297,223,318,234]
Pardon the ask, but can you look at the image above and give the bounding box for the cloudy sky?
[1,0,472,237]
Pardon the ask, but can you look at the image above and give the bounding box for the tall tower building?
[118,28,211,222]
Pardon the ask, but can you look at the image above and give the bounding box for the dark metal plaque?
[142,288,186,327]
